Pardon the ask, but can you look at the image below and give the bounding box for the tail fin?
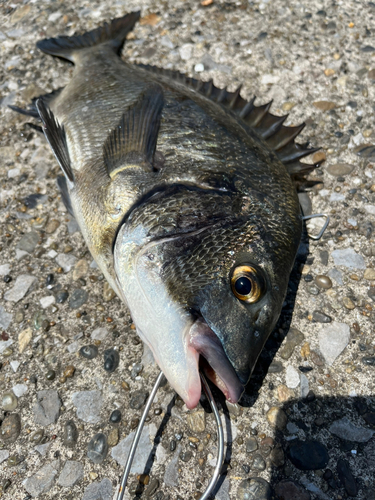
[36,11,141,63]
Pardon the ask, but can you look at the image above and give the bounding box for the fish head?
[113,186,301,408]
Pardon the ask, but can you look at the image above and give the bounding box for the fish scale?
[11,12,319,409]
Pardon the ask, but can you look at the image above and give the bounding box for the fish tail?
[36,11,141,63]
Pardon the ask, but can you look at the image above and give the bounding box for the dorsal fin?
[137,64,322,179]
[36,99,74,183]
[103,84,164,178]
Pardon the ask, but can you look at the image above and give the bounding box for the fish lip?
[188,318,244,404]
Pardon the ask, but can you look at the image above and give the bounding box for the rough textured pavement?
[1,1,375,499]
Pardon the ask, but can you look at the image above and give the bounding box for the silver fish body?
[14,13,319,408]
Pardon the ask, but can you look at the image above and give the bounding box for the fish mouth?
[187,318,244,406]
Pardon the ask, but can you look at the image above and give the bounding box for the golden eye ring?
[231,265,265,303]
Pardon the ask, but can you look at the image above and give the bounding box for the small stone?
[4,274,37,302]
[251,454,266,471]
[145,478,159,497]
[63,365,75,378]
[58,460,84,487]
[103,348,120,373]
[364,268,375,280]
[35,442,52,456]
[17,231,39,253]
[329,417,374,442]
[237,477,272,500]
[87,433,108,463]
[0,305,13,330]
[80,344,98,359]
[130,390,149,410]
[270,447,285,467]
[277,384,294,403]
[314,275,332,289]
[274,480,311,500]
[56,290,69,303]
[55,253,77,273]
[312,310,332,323]
[245,437,258,453]
[288,440,329,470]
[40,295,55,309]
[0,413,21,443]
[0,264,11,275]
[18,327,32,353]
[318,321,350,365]
[46,369,56,380]
[103,282,116,302]
[337,459,358,497]
[180,450,193,462]
[71,390,103,423]
[326,163,354,177]
[343,296,355,310]
[68,289,88,309]
[23,460,60,497]
[112,427,153,473]
[279,327,305,360]
[285,366,300,389]
[110,410,121,424]
[266,407,287,429]
[82,478,112,500]
[30,429,44,444]
[63,420,78,448]
[0,450,10,465]
[12,384,28,397]
[313,101,336,111]
[187,410,206,433]
[331,248,366,269]
[34,390,61,426]
[91,327,108,341]
[2,392,18,411]
[73,259,88,280]
[108,428,119,447]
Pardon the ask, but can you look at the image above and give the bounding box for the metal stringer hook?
[116,371,225,500]
[302,213,330,240]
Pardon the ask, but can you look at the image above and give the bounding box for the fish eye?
[231,265,265,303]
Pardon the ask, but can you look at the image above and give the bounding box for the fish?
[10,12,321,409]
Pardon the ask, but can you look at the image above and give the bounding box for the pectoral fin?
[103,84,164,178]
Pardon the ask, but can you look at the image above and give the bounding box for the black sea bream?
[11,12,320,409]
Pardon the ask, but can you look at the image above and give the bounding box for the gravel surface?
[1,1,375,499]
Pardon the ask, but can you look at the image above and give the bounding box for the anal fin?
[36,99,74,183]
[103,83,164,178]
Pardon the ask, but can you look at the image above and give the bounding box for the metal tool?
[116,371,224,500]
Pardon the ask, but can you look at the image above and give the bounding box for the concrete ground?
[1,0,375,499]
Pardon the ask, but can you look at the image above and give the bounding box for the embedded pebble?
[145,478,159,497]
[35,442,52,456]
[187,409,206,433]
[331,248,366,269]
[69,288,88,309]
[91,327,108,341]
[63,420,78,447]
[0,264,11,275]
[58,460,84,487]
[237,477,272,500]
[245,437,258,453]
[266,407,287,429]
[109,409,121,424]
[329,417,374,442]
[314,275,332,289]
[326,163,354,176]
[18,327,32,353]
[56,290,69,303]
[0,413,21,443]
[103,282,116,301]
[17,231,39,253]
[30,429,44,444]
[4,274,37,302]
[312,310,331,323]
[34,390,61,426]
[73,258,89,280]
[164,444,181,487]
[87,433,108,464]
[0,306,13,330]
[23,460,60,497]
[277,384,294,403]
[12,384,28,397]
[288,440,329,470]
[80,344,99,359]
[55,253,78,272]
[285,366,300,389]
[40,295,55,308]
[318,321,350,365]
[274,480,311,500]
[337,459,358,496]
[251,454,266,471]
[103,348,120,372]
[0,450,10,465]
[107,428,119,447]
[71,390,103,423]
[82,478,112,500]
[112,427,153,472]
[2,392,18,411]
[130,390,149,410]
[279,327,305,360]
